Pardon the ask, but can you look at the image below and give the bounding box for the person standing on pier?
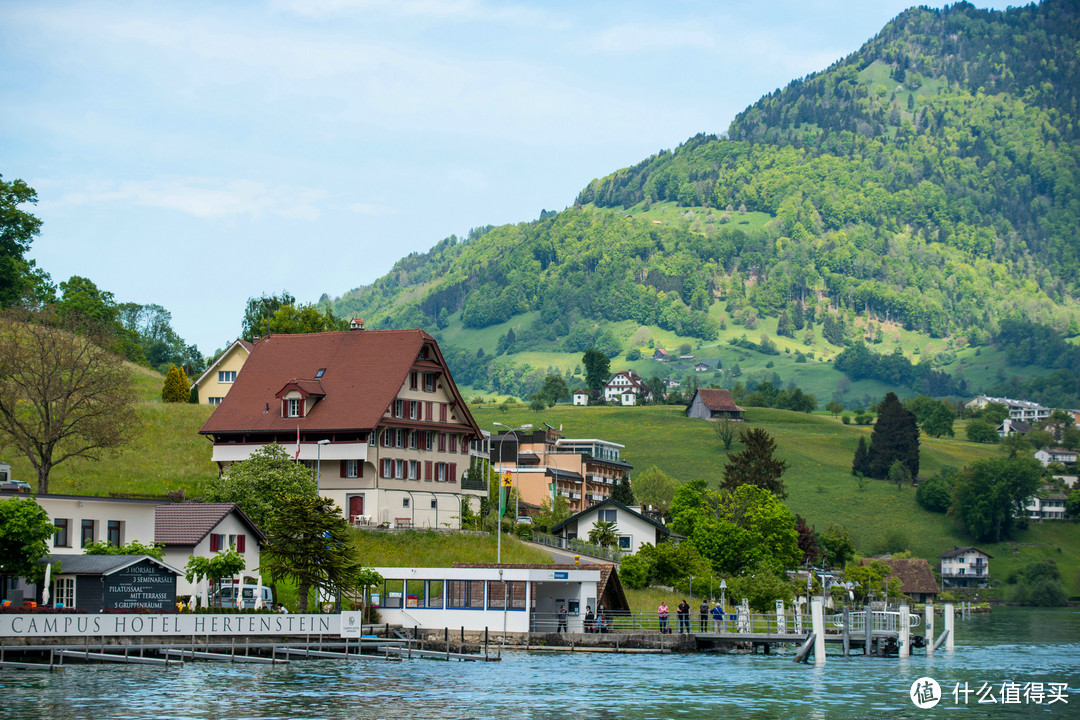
[584,605,595,633]
[658,601,670,633]
[677,599,690,633]
[711,601,724,632]
[557,604,568,633]
[699,599,709,631]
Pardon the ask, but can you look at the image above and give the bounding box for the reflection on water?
[1,607,1077,719]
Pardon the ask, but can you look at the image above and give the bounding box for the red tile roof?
[199,329,479,437]
[154,503,266,546]
[695,388,744,413]
[859,558,940,595]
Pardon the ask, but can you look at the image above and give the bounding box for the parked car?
[0,481,31,493]
[209,584,274,609]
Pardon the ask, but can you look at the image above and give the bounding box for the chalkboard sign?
[103,559,177,611]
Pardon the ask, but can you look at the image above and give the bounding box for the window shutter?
[425,461,432,480]
[449,463,457,483]
[438,433,446,452]
[236,535,246,553]
[358,461,364,478]
[425,401,433,420]
[210,534,219,552]
[440,403,448,422]
[449,435,457,453]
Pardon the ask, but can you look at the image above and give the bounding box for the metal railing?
[530,532,623,562]
[829,610,921,632]
[528,610,815,635]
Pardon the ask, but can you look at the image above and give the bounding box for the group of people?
[555,604,608,633]
[658,600,728,633]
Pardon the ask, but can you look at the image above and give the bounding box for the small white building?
[1034,447,1078,466]
[1025,488,1068,521]
[939,546,991,589]
[572,390,589,406]
[550,499,673,555]
[369,564,629,633]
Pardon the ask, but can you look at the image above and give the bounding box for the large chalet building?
[199,326,486,529]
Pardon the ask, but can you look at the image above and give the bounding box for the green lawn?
[473,404,1080,594]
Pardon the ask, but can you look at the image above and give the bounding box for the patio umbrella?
[200,578,208,608]
[41,562,52,606]
[255,574,264,610]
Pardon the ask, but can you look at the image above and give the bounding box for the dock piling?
[944,603,955,652]
[898,605,910,658]
[925,603,935,657]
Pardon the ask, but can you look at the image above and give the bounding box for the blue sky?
[0,0,1015,354]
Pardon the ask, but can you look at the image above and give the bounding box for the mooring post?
[811,597,825,665]
[863,605,872,657]
[842,607,850,657]
[925,603,935,657]
[484,627,489,661]
[899,604,910,658]
[944,603,955,652]
[445,628,450,662]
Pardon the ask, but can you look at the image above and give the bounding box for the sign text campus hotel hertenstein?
[103,559,177,611]
[0,613,357,638]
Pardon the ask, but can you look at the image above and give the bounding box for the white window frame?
[287,398,301,418]
[409,460,420,480]
[218,370,237,383]
[53,577,76,608]
[395,459,405,478]
[345,459,360,478]
[208,397,224,406]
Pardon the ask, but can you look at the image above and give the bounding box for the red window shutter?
[425,461,432,480]
[449,435,457,453]
[299,400,305,418]
[340,461,347,478]
[449,463,457,483]
[236,535,246,553]
[210,534,219,552]
[358,461,364,478]
[440,403,448,422]
[425,401,433,420]
[410,372,418,390]
[438,433,446,452]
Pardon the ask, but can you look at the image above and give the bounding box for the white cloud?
[51,178,331,220]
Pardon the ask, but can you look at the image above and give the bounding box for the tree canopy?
[721,428,789,499]
[202,444,317,534]
[0,308,138,493]
[0,497,55,585]
[865,392,920,480]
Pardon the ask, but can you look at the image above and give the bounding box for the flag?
[294,425,301,460]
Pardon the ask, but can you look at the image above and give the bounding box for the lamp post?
[720,579,727,631]
[492,422,520,523]
[316,439,330,495]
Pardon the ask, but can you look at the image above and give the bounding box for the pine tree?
[851,436,870,476]
[161,364,190,403]
[611,476,635,506]
[721,428,788,499]
[867,392,920,479]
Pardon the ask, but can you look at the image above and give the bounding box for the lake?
[1,607,1076,719]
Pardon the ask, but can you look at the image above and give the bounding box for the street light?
[492,422,520,522]
[316,439,330,495]
[720,578,727,631]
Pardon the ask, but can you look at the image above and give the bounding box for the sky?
[0,0,1016,355]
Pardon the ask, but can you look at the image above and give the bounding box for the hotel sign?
[0,613,344,638]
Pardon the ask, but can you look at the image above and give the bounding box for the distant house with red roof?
[685,388,745,421]
[199,327,486,529]
[603,370,651,405]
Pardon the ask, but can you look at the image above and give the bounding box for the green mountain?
[331,0,1080,405]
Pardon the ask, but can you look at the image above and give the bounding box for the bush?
[841,414,851,425]
[626,348,642,361]
[619,555,652,590]
[916,471,955,513]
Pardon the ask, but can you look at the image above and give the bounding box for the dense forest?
[329,0,1080,403]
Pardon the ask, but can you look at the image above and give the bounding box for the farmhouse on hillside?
[199,327,487,529]
[603,370,650,406]
[685,388,745,421]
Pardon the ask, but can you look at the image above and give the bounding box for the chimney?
[349,318,365,331]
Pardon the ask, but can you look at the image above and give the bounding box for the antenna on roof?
[263,403,269,414]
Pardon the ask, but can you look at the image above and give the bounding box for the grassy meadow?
[10,359,1076,595]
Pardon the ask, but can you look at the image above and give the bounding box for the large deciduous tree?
[721,428,788,499]
[950,455,1042,543]
[0,175,46,308]
[0,497,55,588]
[202,444,316,533]
[866,392,920,479]
[581,348,611,391]
[632,465,677,514]
[0,308,138,494]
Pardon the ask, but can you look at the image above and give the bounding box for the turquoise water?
[1,607,1077,719]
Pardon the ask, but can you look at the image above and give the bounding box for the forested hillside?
[331,0,1080,405]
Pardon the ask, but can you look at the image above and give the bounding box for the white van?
[211,584,274,609]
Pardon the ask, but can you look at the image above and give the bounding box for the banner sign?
[0,613,343,638]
